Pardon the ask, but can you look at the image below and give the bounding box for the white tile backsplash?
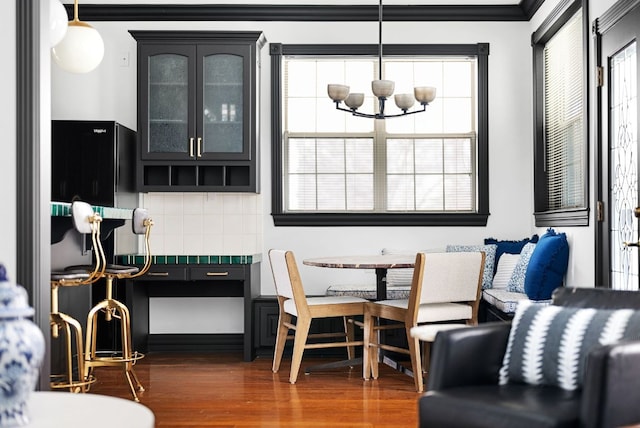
[142,192,263,255]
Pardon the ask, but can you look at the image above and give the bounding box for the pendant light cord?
[378,0,383,80]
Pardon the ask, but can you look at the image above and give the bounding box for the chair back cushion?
[268,249,296,300]
[446,244,496,289]
[71,201,95,235]
[418,252,485,304]
[499,300,640,391]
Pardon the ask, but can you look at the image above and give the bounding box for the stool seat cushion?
[104,264,140,275]
[51,271,90,281]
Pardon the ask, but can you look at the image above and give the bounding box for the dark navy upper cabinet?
[130,31,265,193]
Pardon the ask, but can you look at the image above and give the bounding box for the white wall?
[1,1,16,280]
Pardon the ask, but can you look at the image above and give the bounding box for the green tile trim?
[50,202,133,220]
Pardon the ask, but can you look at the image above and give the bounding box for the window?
[270,44,489,226]
[532,0,588,226]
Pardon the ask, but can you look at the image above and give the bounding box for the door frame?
[594,0,640,288]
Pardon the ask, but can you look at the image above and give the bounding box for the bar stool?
[82,208,153,402]
[50,201,105,392]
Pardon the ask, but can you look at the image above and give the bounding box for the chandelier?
[327,0,436,119]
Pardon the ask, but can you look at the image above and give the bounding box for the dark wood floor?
[79,352,420,427]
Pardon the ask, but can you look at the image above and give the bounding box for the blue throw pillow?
[524,229,569,300]
[484,235,539,274]
[499,301,640,391]
[507,242,536,293]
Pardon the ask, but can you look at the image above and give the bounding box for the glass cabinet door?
[198,44,251,160]
[141,45,196,160]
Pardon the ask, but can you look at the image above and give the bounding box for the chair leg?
[272,312,292,373]
[370,317,380,380]
[422,341,431,375]
[363,312,374,380]
[406,325,423,393]
[289,316,311,384]
[344,316,356,360]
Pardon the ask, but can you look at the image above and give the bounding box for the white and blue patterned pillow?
[446,244,497,290]
[499,300,640,391]
[507,242,536,293]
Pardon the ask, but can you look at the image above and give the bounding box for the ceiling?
[74,0,523,5]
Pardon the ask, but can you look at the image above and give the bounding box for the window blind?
[543,10,584,210]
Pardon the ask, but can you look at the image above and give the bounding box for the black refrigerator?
[52,120,136,207]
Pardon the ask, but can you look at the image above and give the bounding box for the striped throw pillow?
[499,300,640,391]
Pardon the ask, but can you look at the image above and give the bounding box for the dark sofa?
[419,287,640,428]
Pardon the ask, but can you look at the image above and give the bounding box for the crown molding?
[65,1,545,22]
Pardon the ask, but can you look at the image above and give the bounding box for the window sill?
[534,207,590,227]
[272,212,489,227]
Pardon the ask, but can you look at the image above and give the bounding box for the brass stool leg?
[50,311,94,392]
[84,281,145,402]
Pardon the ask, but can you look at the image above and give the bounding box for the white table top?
[26,391,154,427]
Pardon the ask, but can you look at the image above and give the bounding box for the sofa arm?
[426,322,511,391]
[581,340,640,428]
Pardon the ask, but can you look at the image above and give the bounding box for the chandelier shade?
[327,0,436,119]
[51,0,104,73]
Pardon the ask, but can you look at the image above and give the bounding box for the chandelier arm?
[334,102,428,119]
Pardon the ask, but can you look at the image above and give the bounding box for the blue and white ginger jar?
[0,265,45,427]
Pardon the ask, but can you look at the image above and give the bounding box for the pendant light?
[52,0,104,73]
[49,0,68,47]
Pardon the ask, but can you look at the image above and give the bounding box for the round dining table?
[303,254,416,300]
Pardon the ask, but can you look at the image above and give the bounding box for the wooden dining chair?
[268,249,368,384]
[363,251,485,392]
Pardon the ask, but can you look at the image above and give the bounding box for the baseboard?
[147,334,244,353]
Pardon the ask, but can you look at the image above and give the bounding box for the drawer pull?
[147,272,170,277]
[206,272,229,276]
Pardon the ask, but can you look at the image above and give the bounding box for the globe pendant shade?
[52,22,104,73]
[49,0,68,47]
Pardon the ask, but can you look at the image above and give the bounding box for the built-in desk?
[118,254,261,362]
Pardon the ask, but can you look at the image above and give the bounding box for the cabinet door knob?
[197,137,202,158]
[189,137,195,158]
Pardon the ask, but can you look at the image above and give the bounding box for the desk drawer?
[141,266,188,281]
[190,266,245,281]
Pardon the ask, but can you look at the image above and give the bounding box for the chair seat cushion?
[420,384,580,428]
[410,323,469,342]
[373,299,472,323]
[284,295,367,316]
